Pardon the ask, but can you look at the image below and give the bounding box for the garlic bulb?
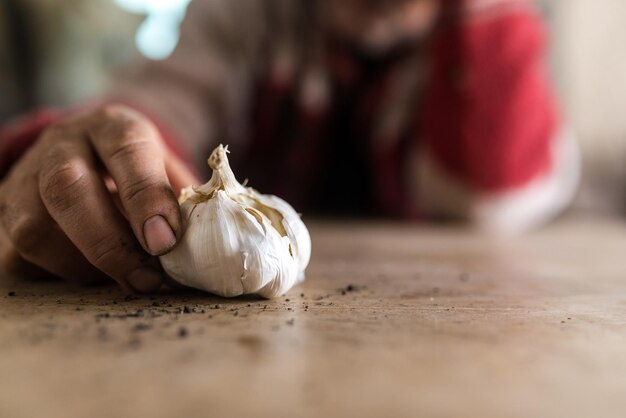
[160,145,311,298]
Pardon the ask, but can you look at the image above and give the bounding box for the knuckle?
[8,215,47,256]
[96,105,156,141]
[0,250,33,277]
[38,121,80,145]
[84,233,125,269]
[109,134,153,162]
[98,103,136,120]
[120,177,168,204]
[91,105,163,160]
[39,159,88,210]
[41,122,70,138]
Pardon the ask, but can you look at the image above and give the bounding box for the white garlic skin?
[160,145,311,298]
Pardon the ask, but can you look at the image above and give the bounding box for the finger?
[87,105,181,256]
[0,173,108,285]
[38,129,163,293]
[2,223,108,285]
[0,226,50,280]
[165,151,200,196]
[104,153,198,226]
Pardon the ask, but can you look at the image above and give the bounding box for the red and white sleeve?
[416,0,580,233]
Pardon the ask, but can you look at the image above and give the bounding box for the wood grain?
[1,216,626,418]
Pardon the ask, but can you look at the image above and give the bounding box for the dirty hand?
[0,104,198,293]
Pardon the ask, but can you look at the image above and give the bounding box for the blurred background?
[1,0,625,214]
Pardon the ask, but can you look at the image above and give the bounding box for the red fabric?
[421,8,557,192]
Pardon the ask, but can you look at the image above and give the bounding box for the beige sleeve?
[105,0,269,171]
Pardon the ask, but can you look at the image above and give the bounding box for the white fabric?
[414,128,581,235]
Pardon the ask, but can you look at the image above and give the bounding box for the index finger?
[87,105,182,257]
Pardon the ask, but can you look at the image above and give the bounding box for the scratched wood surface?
[1,216,626,418]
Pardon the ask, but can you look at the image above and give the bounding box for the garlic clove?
[236,192,311,279]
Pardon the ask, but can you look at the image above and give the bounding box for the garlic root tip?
[208,144,229,170]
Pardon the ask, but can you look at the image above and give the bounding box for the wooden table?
[2,216,626,418]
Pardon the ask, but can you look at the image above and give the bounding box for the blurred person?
[0,0,580,293]
[0,0,38,120]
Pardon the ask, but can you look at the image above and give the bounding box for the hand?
[0,104,199,292]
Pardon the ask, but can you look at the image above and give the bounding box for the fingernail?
[127,268,163,293]
[143,215,176,255]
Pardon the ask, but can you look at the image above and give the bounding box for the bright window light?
[112,0,192,60]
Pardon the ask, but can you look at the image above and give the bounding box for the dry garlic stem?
[160,145,311,298]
